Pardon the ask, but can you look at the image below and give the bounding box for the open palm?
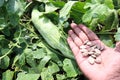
[67,23,120,80]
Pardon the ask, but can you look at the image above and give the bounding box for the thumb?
[115,41,120,52]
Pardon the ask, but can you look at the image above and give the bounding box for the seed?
[91,54,97,58]
[88,46,95,52]
[93,45,97,48]
[82,52,88,57]
[90,42,95,47]
[86,41,92,46]
[88,56,95,65]
[80,45,87,49]
[90,45,97,51]
[94,49,101,54]
[84,40,89,45]
[94,52,101,56]
[95,57,102,64]
[88,51,94,55]
[80,48,88,53]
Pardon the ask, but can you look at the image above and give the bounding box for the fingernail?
[71,23,77,28]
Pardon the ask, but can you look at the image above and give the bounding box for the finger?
[78,24,99,41]
[68,30,82,47]
[115,41,120,52]
[67,36,79,56]
[71,23,89,42]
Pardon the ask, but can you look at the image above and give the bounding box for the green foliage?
[82,0,118,30]
[0,0,119,80]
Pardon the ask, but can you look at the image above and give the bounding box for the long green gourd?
[31,7,74,59]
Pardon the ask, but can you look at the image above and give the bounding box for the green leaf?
[56,74,66,80]
[37,56,51,72]
[16,72,40,80]
[0,48,10,55]
[19,53,25,67]
[45,2,58,13]
[40,62,60,80]
[63,59,79,77]
[47,62,59,74]
[33,48,46,59]
[32,7,74,59]
[70,2,86,24]
[104,0,114,9]
[51,1,65,8]
[0,17,7,30]
[25,49,37,67]
[114,28,120,41]
[9,14,19,26]
[32,8,61,49]
[2,27,11,36]
[0,56,10,69]
[41,68,54,80]
[59,1,77,24]
[12,54,20,68]
[36,0,49,3]
[82,3,109,23]
[0,0,4,7]
[82,0,117,30]
[100,34,114,47]
[90,0,114,8]
[2,70,14,80]
[113,0,120,9]
[104,10,118,30]
[6,0,26,16]
[47,49,63,67]
[0,38,9,48]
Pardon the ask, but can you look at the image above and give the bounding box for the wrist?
[89,74,120,80]
[106,75,120,80]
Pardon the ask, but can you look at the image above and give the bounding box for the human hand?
[67,23,120,80]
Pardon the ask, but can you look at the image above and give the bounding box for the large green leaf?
[16,72,40,80]
[63,59,79,77]
[2,70,14,80]
[32,7,74,59]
